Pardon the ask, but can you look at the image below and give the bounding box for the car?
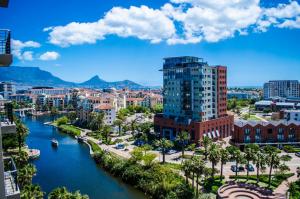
[295,152,300,157]
[231,165,245,172]
[115,143,125,149]
[245,164,254,172]
[166,150,177,155]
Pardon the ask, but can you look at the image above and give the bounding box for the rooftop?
[235,119,300,127]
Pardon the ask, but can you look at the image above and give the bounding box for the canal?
[24,115,146,199]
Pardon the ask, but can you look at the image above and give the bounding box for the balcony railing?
[0,0,9,8]
[0,102,16,134]
[3,157,20,199]
[0,29,12,66]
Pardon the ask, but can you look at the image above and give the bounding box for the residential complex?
[154,56,233,142]
[263,80,300,99]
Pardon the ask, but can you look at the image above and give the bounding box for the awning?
[207,132,212,138]
[216,130,220,137]
[212,131,216,138]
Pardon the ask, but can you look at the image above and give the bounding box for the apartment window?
[255,128,261,143]
[244,128,250,136]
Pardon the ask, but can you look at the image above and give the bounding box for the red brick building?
[232,120,300,147]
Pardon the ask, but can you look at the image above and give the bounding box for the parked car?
[245,164,255,172]
[115,143,125,149]
[166,150,177,155]
[295,152,300,157]
[231,165,245,172]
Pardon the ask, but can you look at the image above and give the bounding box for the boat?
[51,139,59,147]
[28,149,40,159]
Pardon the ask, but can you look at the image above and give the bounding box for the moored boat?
[51,139,59,147]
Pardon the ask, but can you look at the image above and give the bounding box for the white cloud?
[46,5,175,47]
[45,1,300,45]
[39,51,60,61]
[11,39,41,61]
[21,51,34,61]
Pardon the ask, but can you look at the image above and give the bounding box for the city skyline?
[1,0,300,87]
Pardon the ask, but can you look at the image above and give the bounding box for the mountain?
[0,66,75,87]
[0,66,145,89]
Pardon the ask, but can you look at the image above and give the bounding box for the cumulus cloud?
[45,6,175,47]
[11,39,41,61]
[39,51,60,61]
[45,1,300,45]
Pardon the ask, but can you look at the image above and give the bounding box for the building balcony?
[3,157,20,199]
[0,119,16,135]
[0,29,12,67]
[0,0,9,7]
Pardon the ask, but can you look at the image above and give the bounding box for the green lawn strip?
[229,173,294,190]
[87,140,102,153]
[162,162,182,170]
[57,124,81,136]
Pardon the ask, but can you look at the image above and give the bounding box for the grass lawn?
[58,124,81,136]
[229,173,294,190]
[203,177,225,194]
[87,140,102,153]
[162,162,182,170]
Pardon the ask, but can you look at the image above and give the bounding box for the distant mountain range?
[0,66,146,89]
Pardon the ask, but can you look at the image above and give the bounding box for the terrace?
[3,157,20,199]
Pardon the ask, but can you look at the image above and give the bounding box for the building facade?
[263,80,300,99]
[233,120,300,147]
[0,82,16,100]
[154,56,233,143]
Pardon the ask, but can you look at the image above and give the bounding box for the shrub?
[55,116,69,126]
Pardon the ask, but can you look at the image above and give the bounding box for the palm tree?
[18,164,37,188]
[264,146,281,187]
[176,131,189,158]
[15,119,29,153]
[21,184,44,199]
[201,136,212,160]
[244,144,259,181]
[231,146,244,180]
[182,159,193,184]
[208,143,221,180]
[252,149,266,184]
[48,187,70,199]
[88,112,104,131]
[220,148,230,181]
[192,156,205,198]
[154,138,173,164]
[113,119,123,136]
[102,125,112,143]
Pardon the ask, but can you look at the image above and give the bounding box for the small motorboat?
[51,139,59,147]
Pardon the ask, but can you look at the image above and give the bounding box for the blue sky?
[1,0,300,87]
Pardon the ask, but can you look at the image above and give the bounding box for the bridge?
[14,108,35,117]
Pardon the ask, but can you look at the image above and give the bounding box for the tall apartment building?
[0,82,16,99]
[263,80,300,99]
[154,56,233,143]
[0,1,20,198]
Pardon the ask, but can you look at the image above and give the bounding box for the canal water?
[24,115,146,199]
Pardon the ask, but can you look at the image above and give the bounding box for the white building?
[264,80,300,99]
[94,104,116,125]
[30,87,70,95]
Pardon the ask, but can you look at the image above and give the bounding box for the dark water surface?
[24,115,146,199]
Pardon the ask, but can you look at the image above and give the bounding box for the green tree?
[231,146,244,180]
[264,146,281,187]
[21,184,44,199]
[18,164,37,188]
[208,143,221,180]
[192,156,205,198]
[154,138,173,164]
[48,187,89,199]
[130,147,144,163]
[220,148,230,181]
[56,116,69,126]
[142,153,157,168]
[113,119,123,136]
[15,119,29,153]
[182,159,193,185]
[244,144,259,181]
[252,150,266,184]
[101,125,112,143]
[176,131,189,158]
[200,136,212,160]
[67,111,77,124]
[88,112,104,131]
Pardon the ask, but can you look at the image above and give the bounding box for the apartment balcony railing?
[0,103,16,135]
[0,0,9,8]
[3,157,20,199]
[0,29,12,67]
